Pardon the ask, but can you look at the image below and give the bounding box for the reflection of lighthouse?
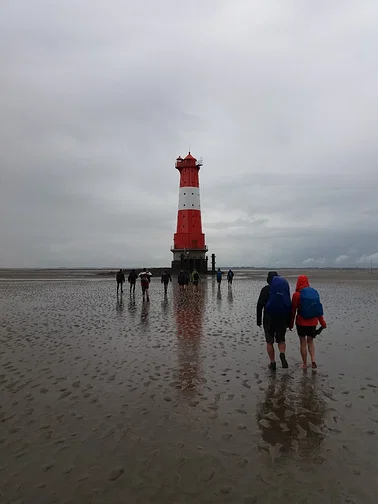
[171,153,208,273]
[173,286,207,392]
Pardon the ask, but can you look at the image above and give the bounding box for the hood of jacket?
[266,271,278,285]
[296,275,310,291]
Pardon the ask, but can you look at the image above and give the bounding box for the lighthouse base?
[171,249,208,274]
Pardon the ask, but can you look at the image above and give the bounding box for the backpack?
[141,273,149,284]
[265,276,291,315]
[217,271,222,281]
[299,287,323,319]
[193,272,199,281]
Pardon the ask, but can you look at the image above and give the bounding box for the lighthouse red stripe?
[179,167,199,188]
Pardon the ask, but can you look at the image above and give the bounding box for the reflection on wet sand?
[217,286,222,302]
[116,292,124,312]
[227,288,233,304]
[256,372,327,461]
[140,299,150,326]
[127,293,136,318]
[174,284,207,393]
[161,294,169,318]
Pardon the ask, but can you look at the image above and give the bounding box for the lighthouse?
[171,152,208,273]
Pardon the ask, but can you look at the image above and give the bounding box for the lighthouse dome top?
[175,152,203,169]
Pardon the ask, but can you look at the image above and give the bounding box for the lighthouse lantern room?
[171,152,208,273]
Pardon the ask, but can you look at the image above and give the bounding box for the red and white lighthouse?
[171,152,208,273]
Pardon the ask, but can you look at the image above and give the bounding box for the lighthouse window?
[192,204,194,207]
[184,192,186,195]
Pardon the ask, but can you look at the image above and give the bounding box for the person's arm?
[256,287,268,326]
[318,315,327,328]
[290,292,299,329]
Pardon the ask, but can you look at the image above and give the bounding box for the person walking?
[178,270,186,291]
[116,269,125,294]
[128,269,138,294]
[191,269,200,291]
[257,271,291,370]
[184,270,190,289]
[290,275,327,370]
[216,268,223,287]
[227,269,234,286]
[161,270,172,294]
[139,268,152,301]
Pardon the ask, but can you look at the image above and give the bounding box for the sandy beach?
[1,272,378,503]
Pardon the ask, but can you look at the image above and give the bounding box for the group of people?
[116,267,235,298]
[117,267,326,370]
[257,272,327,371]
[116,268,174,301]
[116,268,153,300]
[174,267,235,291]
[216,268,234,286]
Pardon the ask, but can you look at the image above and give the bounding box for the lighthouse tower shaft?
[171,153,208,273]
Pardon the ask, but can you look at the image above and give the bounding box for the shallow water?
[1,277,378,503]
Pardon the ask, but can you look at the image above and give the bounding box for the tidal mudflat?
[1,273,378,503]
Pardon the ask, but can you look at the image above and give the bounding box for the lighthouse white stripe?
[178,186,201,211]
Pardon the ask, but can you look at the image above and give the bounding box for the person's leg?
[275,324,288,368]
[307,336,316,367]
[278,338,288,368]
[264,327,276,370]
[299,337,308,369]
[121,282,123,294]
[267,343,275,363]
[278,341,286,354]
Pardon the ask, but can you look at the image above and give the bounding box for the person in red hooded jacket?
[290,275,327,369]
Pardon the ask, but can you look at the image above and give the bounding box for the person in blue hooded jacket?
[216,268,223,286]
[257,271,291,370]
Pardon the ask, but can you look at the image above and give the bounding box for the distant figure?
[290,275,327,370]
[161,270,172,294]
[184,270,190,289]
[178,270,186,291]
[227,269,234,286]
[191,269,200,291]
[116,269,125,294]
[257,271,291,370]
[216,268,223,286]
[128,269,138,294]
[139,268,152,301]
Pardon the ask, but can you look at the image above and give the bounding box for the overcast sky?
[1,0,378,268]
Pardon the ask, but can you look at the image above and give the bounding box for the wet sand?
[1,275,378,503]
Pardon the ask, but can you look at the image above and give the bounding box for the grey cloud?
[1,0,378,267]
